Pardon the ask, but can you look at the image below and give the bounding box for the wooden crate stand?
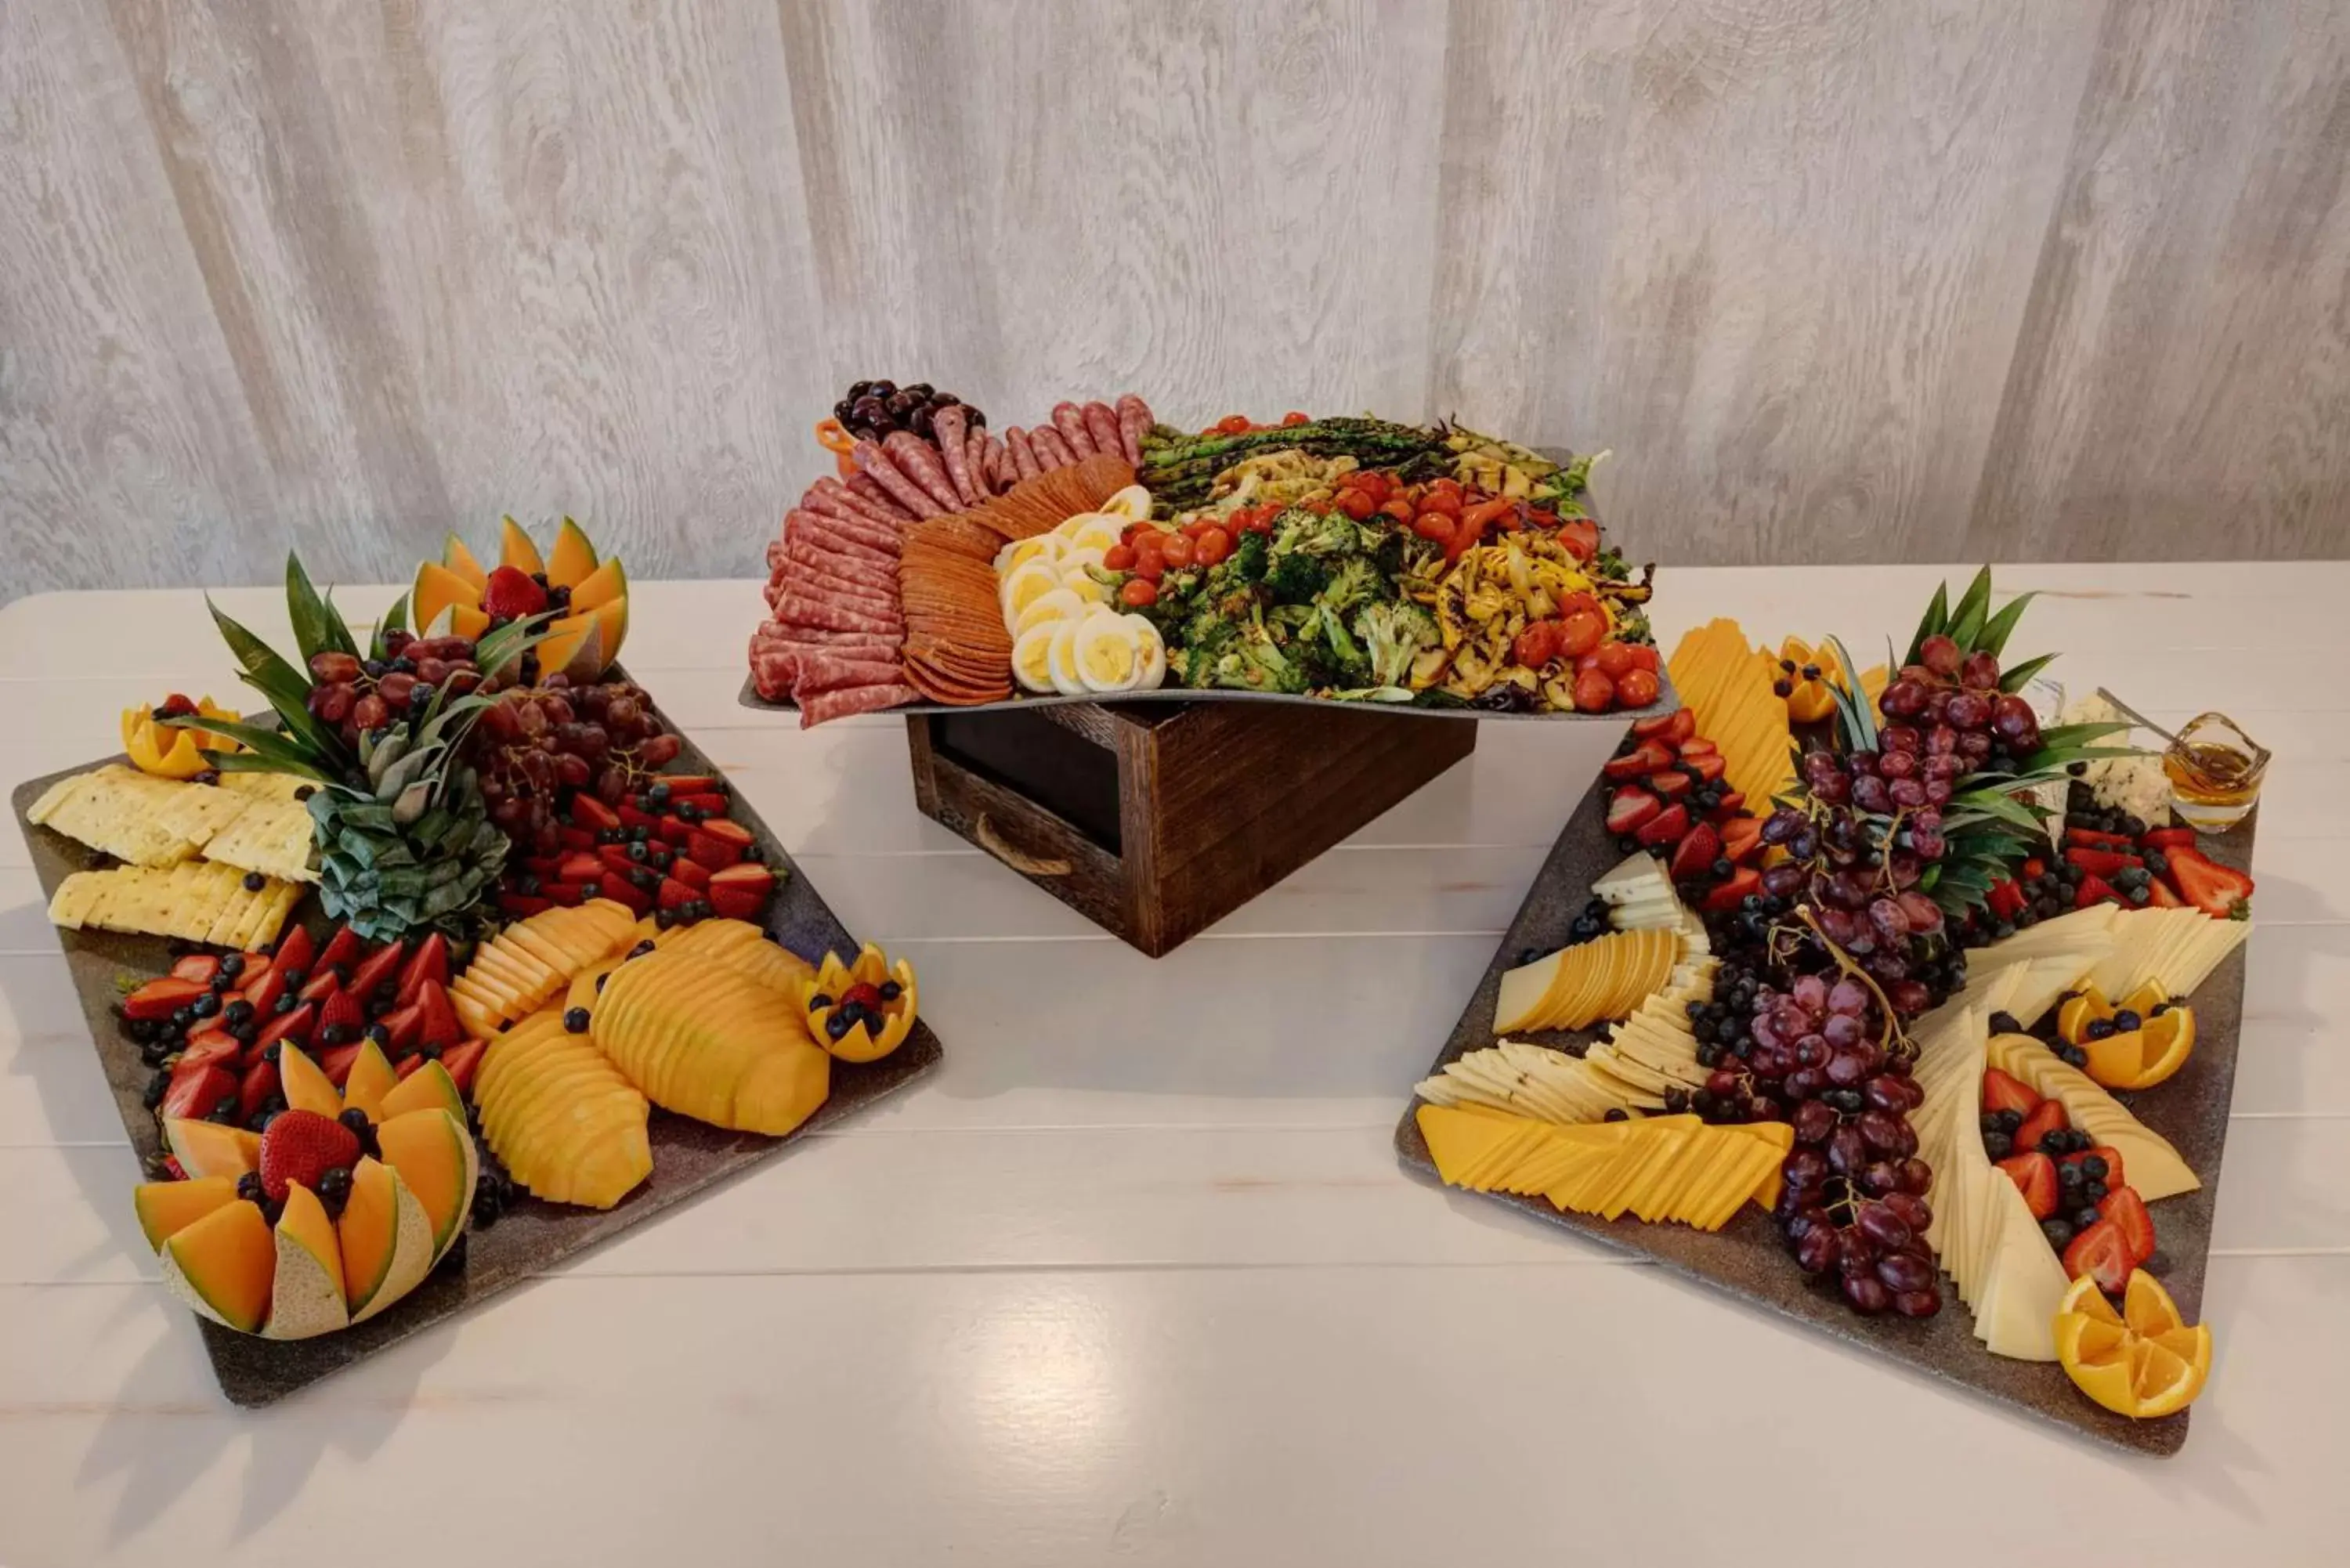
[907,701,1477,956]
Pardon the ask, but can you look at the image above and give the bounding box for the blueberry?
[237,1172,265,1202]
[280,969,308,990]
[2041,1219,2075,1248]
[1987,1011,2020,1035]
[2039,1133,2068,1156]
[824,1008,854,1042]
[807,993,833,1013]
[2058,1045,2088,1068]
[1982,1131,2012,1160]
[878,981,902,1002]
[564,1007,591,1034]
[648,783,671,806]
[225,999,255,1027]
[627,841,649,863]
[367,1022,392,1049]
[142,1071,170,1110]
[2085,1017,2117,1040]
[1603,1107,1629,1122]
[262,1042,280,1064]
[2112,1010,2142,1032]
[219,953,244,978]
[2073,1206,2102,1230]
[628,941,656,959]
[1980,1112,2004,1135]
[595,973,608,993]
[654,909,676,930]
[275,993,297,1014]
[2084,1181,2108,1204]
[243,871,266,892]
[338,1107,372,1137]
[191,993,220,1019]
[1998,1110,2023,1133]
[630,825,651,843]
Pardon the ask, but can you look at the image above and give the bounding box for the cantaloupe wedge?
[337,1155,438,1321]
[135,1175,240,1249]
[376,1107,477,1255]
[163,1118,260,1180]
[441,533,489,593]
[478,1008,650,1209]
[670,919,813,998]
[161,1198,276,1333]
[547,517,598,590]
[410,560,483,638]
[341,1040,400,1122]
[422,601,491,641]
[568,556,627,613]
[593,950,830,1136]
[377,1060,465,1122]
[534,612,605,682]
[263,1182,349,1340]
[278,1043,343,1117]
[499,515,545,576]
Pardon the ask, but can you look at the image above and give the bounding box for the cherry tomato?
[1353,471,1392,504]
[1558,610,1607,659]
[1103,543,1137,572]
[1412,513,1455,545]
[1513,621,1562,667]
[1241,508,1275,535]
[1615,667,1661,707]
[1133,539,1166,581]
[1426,476,1463,500]
[1417,488,1462,518]
[1624,644,1660,673]
[1558,518,1600,561]
[1120,577,1159,608]
[1303,498,1332,515]
[1593,641,1637,680]
[1177,518,1208,539]
[1379,497,1415,524]
[1217,414,1250,435]
[1556,591,1601,622]
[1194,526,1233,566]
[1161,534,1195,569]
[1572,668,1616,713]
[1282,411,1310,426]
[1336,489,1376,521]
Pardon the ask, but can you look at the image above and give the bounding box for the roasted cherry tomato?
[1572,668,1616,713]
[1217,414,1251,435]
[1412,513,1455,545]
[1160,534,1195,569]
[1556,591,1601,622]
[1240,508,1275,535]
[1615,667,1661,707]
[1103,543,1137,572]
[1193,526,1233,566]
[1624,643,1661,673]
[1379,497,1415,524]
[1282,410,1310,426]
[1593,641,1637,679]
[1558,610,1607,659]
[1335,489,1376,521]
[1558,517,1600,561]
[1416,488,1462,518]
[1353,470,1393,504]
[1120,576,1159,608]
[1133,539,1166,580]
[1513,621,1563,668]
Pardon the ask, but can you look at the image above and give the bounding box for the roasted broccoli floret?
[1211,634,1308,695]
[1311,605,1373,689]
[1172,611,1242,687]
[1205,529,1271,596]
[1314,555,1383,620]
[1355,601,1440,689]
[1265,549,1331,604]
[1271,508,1379,561]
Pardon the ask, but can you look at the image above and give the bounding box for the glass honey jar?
[2161,713,2268,832]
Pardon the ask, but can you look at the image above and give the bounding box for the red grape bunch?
[305,633,484,753]
[467,679,679,856]
[1877,631,2042,781]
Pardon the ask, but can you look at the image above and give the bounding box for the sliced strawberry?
[1630,711,1679,739]
[569,793,623,833]
[237,960,283,1013]
[599,844,645,878]
[2063,1144,2125,1190]
[2014,1099,2070,1156]
[2144,876,2184,909]
[556,826,597,851]
[2138,826,2198,851]
[539,880,593,906]
[170,954,222,985]
[599,875,653,915]
[272,925,316,974]
[439,1039,488,1095]
[655,775,725,796]
[1668,822,1723,881]
[317,988,365,1041]
[378,1000,425,1056]
[1996,1151,2059,1220]
[396,933,450,1005]
[320,1043,363,1088]
[1603,741,1673,782]
[522,854,567,879]
[1685,752,1726,783]
[497,891,555,918]
[671,793,728,818]
[160,1060,237,1122]
[558,851,606,883]
[616,802,661,833]
[656,815,696,846]
[1605,787,1661,836]
[122,976,208,1022]
[1709,790,1745,818]
[2097,1186,2157,1266]
[237,1057,280,1124]
[1981,1068,2041,1116]
[2020,857,2047,880]
[2063,846,2138,877]
[657,877,700,912]
[2063,1219,2134,1295]
[1720,817,1763,865]
[413,979,463,1050]
[1676,738,1718,760]
[2073,873,2121,910]
[670,856,711,891]
[685,828,749,871]
[316,924,366,979]
[345,939,407,1004]
[2166,847,2254,919]
[394,1054,427,1081]
[1700,865,1760,912]
[1650,771,1693,800]
[254,1003,316,1056]
[707,864,777,919]
[1635,804,1690,847]
[298,969,342,1005]
[480,563,549,619]
[179,1028,242,1071]
[1986,878,2026,920]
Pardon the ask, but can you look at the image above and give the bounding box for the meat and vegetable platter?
[1394,572,2261,1454]
[743,385,1673,725]
[15,532,939,1405]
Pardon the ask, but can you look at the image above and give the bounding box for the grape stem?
[1791,904,1914,1060]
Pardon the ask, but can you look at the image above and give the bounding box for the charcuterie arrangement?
[748,387,1665,724]
[15,533,938,1400]
[1398,570,2259,1451]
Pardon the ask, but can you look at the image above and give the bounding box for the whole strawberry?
[480,565,548,621]
[258,1109,361,1202]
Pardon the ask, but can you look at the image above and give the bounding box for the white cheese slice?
[1981,1179,2068,1360]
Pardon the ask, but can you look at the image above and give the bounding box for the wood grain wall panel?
[1968,0,2350,562]
[2,0,2345,604]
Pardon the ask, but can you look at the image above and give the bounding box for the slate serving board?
[12,690,941,1408]
[1394,776,2254,1457]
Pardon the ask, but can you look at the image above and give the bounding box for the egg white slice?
[1059,515,1126,555]
[1073,612,1148,694]
[1013,587,1088,638]
[1010,622,1061,695]
[1123,614,1167,690]
[998,559,1065,629]
[996,533,1066,576]
[1098,485,1154,522]
[1045,620,1091,697]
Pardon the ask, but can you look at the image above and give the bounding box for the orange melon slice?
[375,1107,477,1255]
[338,1157,401,1313]
[161,1198,276,1333]
[411,560,483,637]
[584,593,627,664]
[547,516,598,590]
[134,1175,240,1249]
[422,601,491,641]
[342,1040,400,1122]
[263,1181,349,1339]
[377,1060,465,1122]
[535,612,605,682]
[278,1043,342,1118]
[568,556,627,613]
[499,515,545,576]
[441,533,489,594]
[163,1118,260,1180]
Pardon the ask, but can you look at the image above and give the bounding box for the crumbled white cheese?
[2059,694,2172,826]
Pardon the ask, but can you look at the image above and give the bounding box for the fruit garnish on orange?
[2053,1270,2212,1419]
[2082,1006,2196,1091]
[2056,988,2117,1046]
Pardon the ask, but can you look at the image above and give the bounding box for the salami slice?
[800,681,920,728]
[980,432,1008,493]
[1051,402,1097,460]
[1005,426,1041,481]
[774,591,902,635]
[754,620,901,649]
[1030,424,1076,469]
[1115,394,1152,464]
[931,404,980,506]
[854,439,949,520]
[970,428,996,496]
[765,537,790,575]
[884,431,962,512]
[808,476,905,535]
[844,471,917,524]
[768,571,895,620]
[796,653,913,696]
[1082,402,1123,463]
[780,551,898,605]
[784,508,898,565]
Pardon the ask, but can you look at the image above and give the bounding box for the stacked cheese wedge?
[1665,619,1794,810]
[1419,1105,1791,1232]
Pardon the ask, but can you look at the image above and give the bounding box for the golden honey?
[2161,714,2266,830]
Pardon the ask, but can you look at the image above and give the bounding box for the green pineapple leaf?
[1977,591,2038,658]
[284,554,360,663]
[1996,652,2059,693]
[473,609,557,682]
[197,750,338,787]
[370,591,410,664]
[193,601,351,771]
[1948,786,2045,831]
[1947,567,1994,649]
[1906,580,1951,667]
[1822,635,1878,753]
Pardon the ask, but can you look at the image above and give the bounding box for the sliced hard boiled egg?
[998,559,1065,627]
[1010,623,1061,695]
[1045,620,1092,697]
[1014,587,1088,637]
[1073,611,1146,694]
[1125,614,1166,690]
[1098,485,1154,522]
[996,534,1065,575]
[1058,513,1126,555]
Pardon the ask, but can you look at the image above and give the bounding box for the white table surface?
[2,565,2345,1566]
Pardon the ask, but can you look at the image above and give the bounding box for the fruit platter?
[742,385,1676,724]
[1394,572,2254,1454]
[13,531,940,1406]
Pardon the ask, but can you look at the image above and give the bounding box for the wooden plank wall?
[2,0,2345,603]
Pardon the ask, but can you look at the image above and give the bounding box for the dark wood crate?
[907,699,1478,956]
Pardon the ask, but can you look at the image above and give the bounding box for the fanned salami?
[854,439,949,520]
[1082,402,1123,462]
[774,591,902,635]
[1051,402,1097,460]
[1031,424,1076,469]
[931,405,980,506]
[970,427,996,497]
[1006,426,1041,480]
[784,509,898,565]
[1115,394,1152,464]
[981,432,1008,493]
[810,475,906,534]
[885,431,963,512]
[844,471,917,525]
[795,653,911,695]
[800,683,920,729]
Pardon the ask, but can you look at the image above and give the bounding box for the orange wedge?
[2056,988,2116,1046]
[2054,1270,2212,1419]
[2083,1006,2196,1091]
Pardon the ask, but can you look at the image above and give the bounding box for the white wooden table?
[2,565,2345,1566]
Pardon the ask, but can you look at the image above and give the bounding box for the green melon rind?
[351,1170,439,1324]
[262,1198,352,1342]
